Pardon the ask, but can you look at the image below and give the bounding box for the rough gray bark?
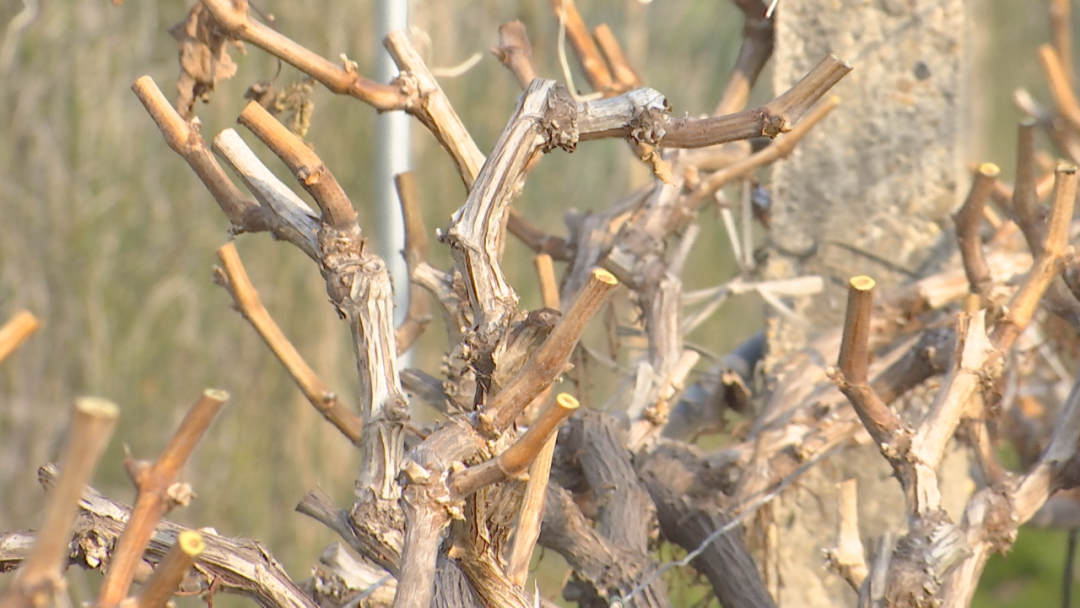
[764,1,970,605]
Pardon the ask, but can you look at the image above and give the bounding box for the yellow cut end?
[204,388,230,401]
[978,162,1000,177]
[592,268,619,286]
[177,530,205,556]
[555,393,580,411]
[849,275,876,291]
[74,397,120,420]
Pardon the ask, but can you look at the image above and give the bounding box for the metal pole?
[375,0,411,361]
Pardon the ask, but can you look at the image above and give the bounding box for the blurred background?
[0,1,1073,606]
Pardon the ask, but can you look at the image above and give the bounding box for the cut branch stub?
[831,276,908,467]
[484,268,619,432]
[5,399,119,608]
[448,393,580,499]
[954,163,1000,300]
[136,530,205,608]
[838,275,876,386]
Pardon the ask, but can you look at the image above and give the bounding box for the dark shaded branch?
[715,0,775,116]
[507,210,573,261]
[492,21,536,89]
[1011,119,1043,248]
[639,442,776,608]
[400,368,450,415]
[394,172,432,354]
[954,163,1000,300]
[540,483,670,607]
[294,489,400,576]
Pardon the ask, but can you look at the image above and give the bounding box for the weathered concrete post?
[765,1,969,605]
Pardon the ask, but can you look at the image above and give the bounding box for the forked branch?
[831,276,908,465]
[237,102,356,230]
[991,164,1078,350]
[98,390,227,607]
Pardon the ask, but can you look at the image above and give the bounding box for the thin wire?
[766,0,779,19]
[431,52,483,78]
[609,449,834,606]
[343,573,393,607]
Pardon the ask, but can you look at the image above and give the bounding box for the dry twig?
[213,243,362,442]
[0,311,40,366]
[394,172,432,354]
[98,390,227,607]
[198,0,406,110]
[2,399,118,608]
[135,530,204,608]
[954,163,1000,300]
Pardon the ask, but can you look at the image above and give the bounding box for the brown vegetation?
[5,1,1080,607]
